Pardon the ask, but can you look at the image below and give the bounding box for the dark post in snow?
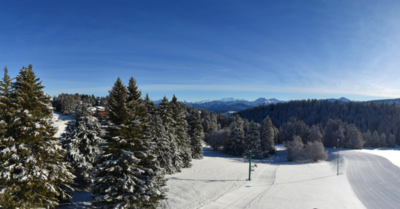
[249,151,252,181]
[337,139,339,176]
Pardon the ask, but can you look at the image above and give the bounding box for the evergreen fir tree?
[0,67,17,206]
[91,77,166,208]
[243,121,263,158]
[323,120,336,147]
[144,93,156,116]
[226,121,245,156]
[308,125,322,143]
[388,133,396,147]
[0,67,13,138]
[170,95,192,168]
[346,124,363,149]
[152,115,174,174]
[380,133,387,147]
[363,130,372,147]
[260,116,275,156]
[243,119,250,134]
[127,77,142,102]
[187,107,204,159]
[0,65,75,208]
[61,107,104,188]
[158,96,182,173]
[372,130,380,147]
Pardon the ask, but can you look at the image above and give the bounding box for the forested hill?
[237,100,400,139]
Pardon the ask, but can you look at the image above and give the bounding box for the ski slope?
[160,146,365,209]
[358,146,400,168]
[341,150,400,209]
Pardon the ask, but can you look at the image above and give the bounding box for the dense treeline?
[202,110,328,161]
[237,100,400,145]
[52,93,109,115]
[61,79,205,207]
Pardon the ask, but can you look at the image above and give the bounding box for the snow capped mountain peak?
[219,97,244,102]
[324,97,350,103]
[338,97,350,102]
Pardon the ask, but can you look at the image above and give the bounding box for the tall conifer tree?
[243,121,263,158]
[187,107,204,159]
[61,107,104,188]
[158,96,182,173]
[144,94,156,116]
[170,95,192,168]
[226,121,245,156]
[0,65,75,208]
[91,77,166,208]
[388,133,396,147]
[260,116,275,155]
[152,115,174,174]
[346,124,363,149]
[0,67,13,138]
[308,125,323,143]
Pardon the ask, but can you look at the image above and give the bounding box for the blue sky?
[1,0,400,102]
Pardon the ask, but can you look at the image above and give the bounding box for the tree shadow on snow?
[168,177,244,182]
[56,191,93,209]
[53,111,76,121]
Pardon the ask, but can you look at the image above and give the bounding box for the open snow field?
[52,112,400,209]
[160,146,365,209]
[357,146,400,168]
[340,150,400,208]
[52,111,75,138]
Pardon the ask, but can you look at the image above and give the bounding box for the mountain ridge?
[153,97,356,113]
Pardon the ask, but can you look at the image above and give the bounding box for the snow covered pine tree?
[151,114,175,175]
[158,96,183,173]
[187,107,204,159]
[0,65,75,208]
[61,106,104,188]
[243,120,263,159]
[170,95,192,168]
[91,77,166,208]
[226,120,245,156]
[260,116,275,156]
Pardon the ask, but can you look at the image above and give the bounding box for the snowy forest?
[0,65,397,208]
[0,65,204,208]
[200,110,327,162]
[236,100,400,147]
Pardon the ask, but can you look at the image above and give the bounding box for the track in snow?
[201,164,277,209]
[342,150,400,209]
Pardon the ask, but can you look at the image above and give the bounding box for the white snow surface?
[357,146,400,168]
[52,111,75,138]
[49,111,400,209]
[339,149,400,208]
[160,145,365,209]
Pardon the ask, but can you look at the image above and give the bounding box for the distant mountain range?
[323,97,351,103]
[153,97,353,113]
[363,98,400,105]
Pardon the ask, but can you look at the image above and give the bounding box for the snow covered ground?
[340,150,400,208]
[357,146,400,168]
[160,146,365,209]
[52,111,75,138]
[51,112,400,209]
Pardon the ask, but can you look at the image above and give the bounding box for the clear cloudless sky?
[1,0,400,102]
